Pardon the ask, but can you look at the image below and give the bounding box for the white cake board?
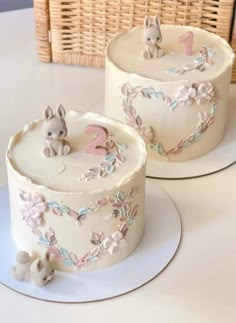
[146,105,236,179]
[0,180,181,303]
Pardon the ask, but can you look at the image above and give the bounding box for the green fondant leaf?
[106,164,114,174]
[78,208,91,216]
[63,258,74,266]
[194,57,204,64]
[157,143,166,156]
[116,142,127,151]
[169,100,178,111]
[117,191,125,202]
[39,237,49,246]
[149,144,157,150]
[194,133,201,141]
[105,153,116,161]
[120,208,126,216]
[146,87,155,94]
[210,105,216,116]
[58,206,69,213]
[154,91,164,98]
[47,201,59,208]
[60,247,70,258]
[183,141,191,148]
[88,256,98,263]
[165,68,178,75]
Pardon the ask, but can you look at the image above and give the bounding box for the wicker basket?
[34,0,235,80]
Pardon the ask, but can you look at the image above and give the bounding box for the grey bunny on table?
[11,250,55,287]
[42,105,71,157]
[142,15,164,59]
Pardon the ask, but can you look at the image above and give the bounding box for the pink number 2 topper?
[84,124,109,156]
[179,31,194,56]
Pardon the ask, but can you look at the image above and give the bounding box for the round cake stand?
[146,105,236,179]
[0,180,181,303]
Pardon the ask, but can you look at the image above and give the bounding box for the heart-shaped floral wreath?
[19,186,139,271]
[121,82,218,158]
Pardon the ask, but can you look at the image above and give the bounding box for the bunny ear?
[154,15,161,27]
[45,251,50,262]
[144,16,151,28]
[35,259,43,272]
[56,104,66,119]
[44,106,54,120]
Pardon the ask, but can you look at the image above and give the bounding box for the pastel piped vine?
[121,82,218,157]
[20,186,139,226]
[166,46,214,75]
[150,106,216,156]
[33,225,129,270]
[80,134,127,181]
[20,186,139,270]
[121,83,178,112]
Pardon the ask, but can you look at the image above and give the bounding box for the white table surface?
[0,9,236,323]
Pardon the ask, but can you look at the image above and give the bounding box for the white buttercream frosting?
[7,111,146,193]
[107,25,234,82]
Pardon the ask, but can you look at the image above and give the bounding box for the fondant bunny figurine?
[42,104,71,157]
[142,15,163,59]
[11,250,55,287]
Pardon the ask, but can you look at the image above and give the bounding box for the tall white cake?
[6,111,147,272]
[105,25,234,161]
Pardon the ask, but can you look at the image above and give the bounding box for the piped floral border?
[121,82,218,157]
[80,134,127,181]
[20,186,139,270]
[166,46,214,75]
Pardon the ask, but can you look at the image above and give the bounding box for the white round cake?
[6,110,147,272]
[105,24,235,161]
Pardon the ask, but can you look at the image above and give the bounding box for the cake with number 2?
[6,106,147,274]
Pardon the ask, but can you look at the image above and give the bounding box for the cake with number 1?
[105,16,235,161]
[6,106,147,273]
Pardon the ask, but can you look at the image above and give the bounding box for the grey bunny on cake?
[42,104,71,157]
[142,15,163,59]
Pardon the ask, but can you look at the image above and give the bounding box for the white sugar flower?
[175,85,197,106]
[196,82,216,105]
[102,231,126,255]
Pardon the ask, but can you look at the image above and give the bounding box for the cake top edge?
[107,25,235,59]
[106,25,235,83]
[6,110,147,195]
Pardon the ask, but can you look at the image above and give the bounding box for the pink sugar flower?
[20,191,47,228]
[75,253,90,270]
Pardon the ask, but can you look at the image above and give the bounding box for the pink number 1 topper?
[179,31,194,56]
[84,124,109,156]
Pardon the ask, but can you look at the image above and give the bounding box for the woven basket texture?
[34,0,235,81]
